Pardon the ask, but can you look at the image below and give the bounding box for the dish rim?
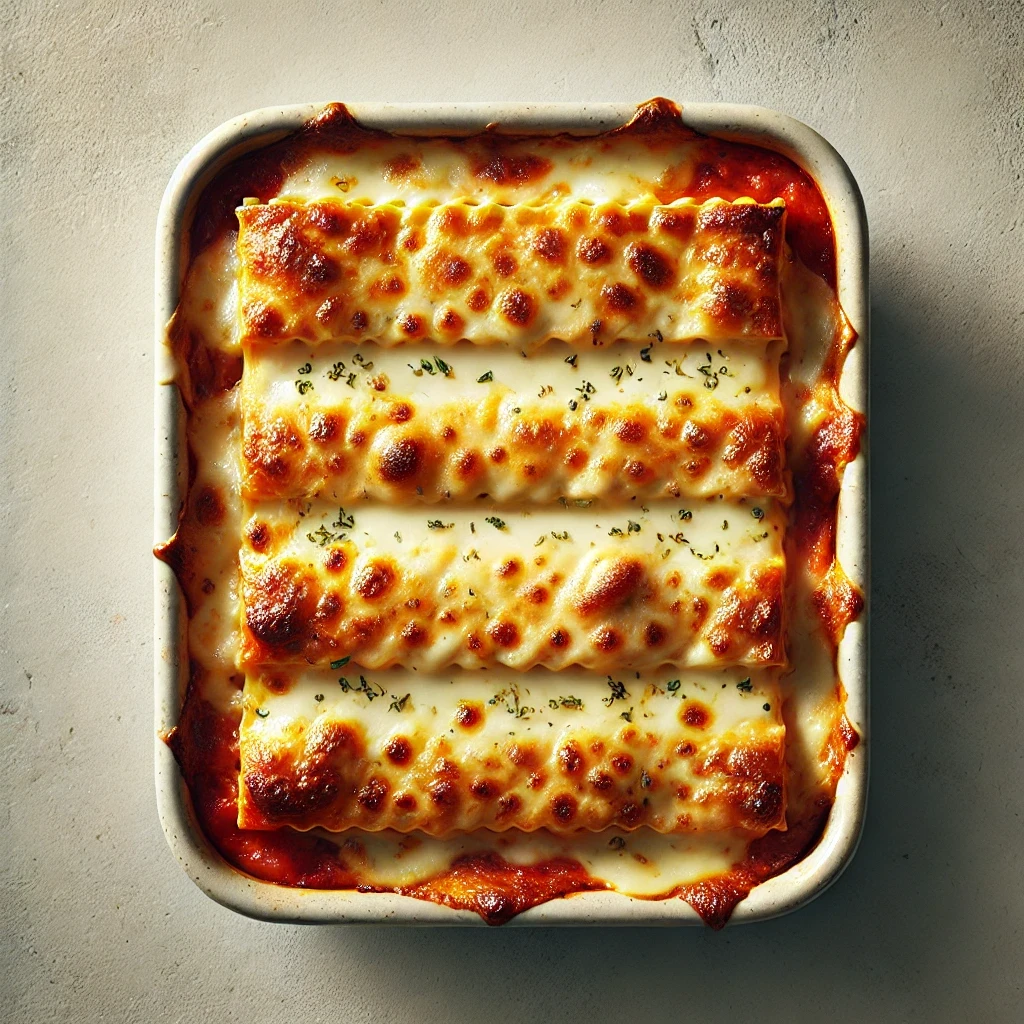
[153,99,869,927]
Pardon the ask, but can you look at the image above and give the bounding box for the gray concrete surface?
[2,0,1023,1020]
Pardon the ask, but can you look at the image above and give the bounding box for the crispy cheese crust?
[236,198,785,346]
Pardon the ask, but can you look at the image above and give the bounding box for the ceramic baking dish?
[154,101,868,926]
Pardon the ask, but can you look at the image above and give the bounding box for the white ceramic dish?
[154,101,868,926]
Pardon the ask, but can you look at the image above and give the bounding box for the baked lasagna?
[158,99,864,926]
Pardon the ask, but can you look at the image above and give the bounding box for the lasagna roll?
[236,197,786,347]
[237,667,787,836]
[240,340,789,504]
[238,504,786,673]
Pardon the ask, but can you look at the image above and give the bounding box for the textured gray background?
[2,1,1023,1020]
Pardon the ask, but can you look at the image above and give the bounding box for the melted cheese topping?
[238,504,785,672]
[160,101,862,924]
[238,667,785,836]
[241,339,788,503]
[236,198,785,346]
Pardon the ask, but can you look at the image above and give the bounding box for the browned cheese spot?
[564,446,588,470]
[357,777,390,812]
[705,568,737,591]
[558,742,583,776]
[377,437,423,482]
[591,626,621,653]
[370,274,407,299]
[488,620,521,648]
[644,621,666,647]
[399,313,424,337]
[308,412,339,442]
[244,563,315,648]
[498,288,536,327]
[682,702,711,729]
[454,449,479,478]
[246,520,270,552]
[244,764,340,820]
[316,591,342,621]
[574,558,646,617]
[389,402,413,424]
[244,302,284,339]
[384,736,412,765]
[428,249,472,289]
[497,793,521,819]
[194,486,225,526]
[654,208,696,239]
[601,282,638,313]
[549,628,571,649]
[682,420,712,450]
[744,780,784,824]
[401,622,428,646]
[550,794,578,823]
[577,236,611,264]
[473,152,553,186]
[437,307,465,334]
[383,153,421,181]
[428,779,458,808]
[614,419,647,444]
[496,558,521,579]
[493,251,517,277]
[618,802,644,827]
[455,701,484,729]
[353,559,396,600]
[533,227,567,263]
[625,242,674,289]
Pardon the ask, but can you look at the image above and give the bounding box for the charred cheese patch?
[240,340,788,503]
[237,504,786,672]
[236,198,786,347]
[237,668,786,836]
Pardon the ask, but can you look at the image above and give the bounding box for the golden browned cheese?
[237,669,786,836]
[237,506,787,672]
[240,375,788,504]
[236,198,786,346]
